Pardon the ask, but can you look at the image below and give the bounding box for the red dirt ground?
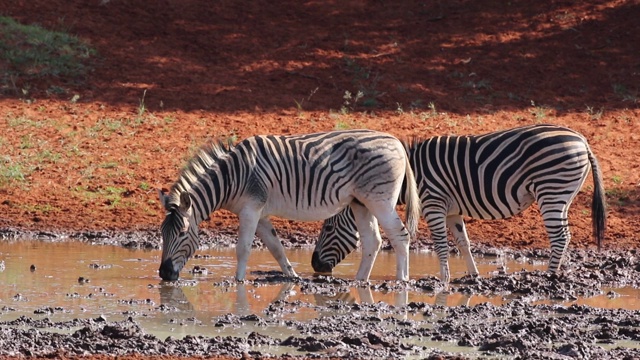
[1,0,639,252]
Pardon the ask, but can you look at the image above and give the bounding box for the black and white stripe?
[312,124,606,284]
[158,129,421,281]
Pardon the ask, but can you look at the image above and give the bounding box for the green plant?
[612,175,623,185]
[343,58,382,109]
[138,89,147,117]
[72,185,129,208]
[0,156,33,185]
[6,114,43,128]
[22,203,58,214]
[66,143,84,157]
[530,101,550,122]
[99,161,119,169]
[221,131,238,145]
[613,84,638,103]
[293,98,304,113]
[605,187,631,206]
[408,99,425,111]
[19,134,34,149]
[139,182,151,191]
[46,86,67,96]
[340,90,364,115]
[293,87,319,117]
[36,149,62,164]
[418,102,439,121]
[126,155,141,165]
[103,118,124,132]
[443,114,457,128]
[334,120,353,130]
[0,16,96,93]
[86,118,124,137]
[586,106,604,121]
[79,165,96,180]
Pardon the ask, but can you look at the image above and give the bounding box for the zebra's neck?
[170,140,254,225]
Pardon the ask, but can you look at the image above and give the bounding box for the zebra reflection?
[158,283,195,312]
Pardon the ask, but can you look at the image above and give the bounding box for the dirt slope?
[0,0,638,252]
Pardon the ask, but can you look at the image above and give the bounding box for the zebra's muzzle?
[159,258,180,281]
[311,251,334,273]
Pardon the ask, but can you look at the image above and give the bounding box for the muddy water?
[1,240,640,343]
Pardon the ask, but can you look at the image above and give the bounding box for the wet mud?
[2,282,640,359]
[2,230,640,359]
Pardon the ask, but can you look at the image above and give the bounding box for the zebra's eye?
[324,224,335,232]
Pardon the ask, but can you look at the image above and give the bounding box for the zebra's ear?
[179,191,192,213]
[158,189,170,210]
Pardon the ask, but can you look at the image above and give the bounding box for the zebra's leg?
[255,218,298,278]
[537,171,586,274]
[540,200,573,274]
[534,165,590,274]
[273,282,296,302]
[366,205,411,281]
[235,282,250,315]
[395,290,408,308]
[446,215,479,277]
[357,287,374,304]
[235,210,262,281]
[350,203,382,281]
[434,291,449,306]
[425,203,451,285]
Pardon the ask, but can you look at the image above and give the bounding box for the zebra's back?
[239,129,409,221]
[412,124,591,220]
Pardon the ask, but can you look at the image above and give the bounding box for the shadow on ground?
[2,0,638,114]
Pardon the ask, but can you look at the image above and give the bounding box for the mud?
[2,283,640,359]
[2,232,640,359]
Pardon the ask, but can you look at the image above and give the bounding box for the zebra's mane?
[167,138,234,206]
[403,136,429,152]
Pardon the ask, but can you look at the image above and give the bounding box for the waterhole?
[1,240,639,352]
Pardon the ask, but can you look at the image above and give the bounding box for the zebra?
[158,129,421,282]
[311,124,606,285]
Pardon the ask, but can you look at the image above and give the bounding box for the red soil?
[1,0,639,253]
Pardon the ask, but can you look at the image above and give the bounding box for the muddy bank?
[2,294,640,359]
[2,257,640,359]
[0,227,308,250]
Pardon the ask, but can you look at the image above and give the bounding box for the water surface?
[1,240,639,343]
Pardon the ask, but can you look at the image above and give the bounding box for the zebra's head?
[158,189,198,281]
[312,206,360,273]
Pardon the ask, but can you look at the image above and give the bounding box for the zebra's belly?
[451,192,536,220]
[266,207,347,222]
[262,199,352,222]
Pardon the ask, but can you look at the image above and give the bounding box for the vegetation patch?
[0,16,96,94]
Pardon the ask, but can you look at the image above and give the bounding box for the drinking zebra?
[312,124,606,285]
[158,129,421,282]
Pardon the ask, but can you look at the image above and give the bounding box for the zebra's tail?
[588,146,606,251]
[403,153,421,239]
